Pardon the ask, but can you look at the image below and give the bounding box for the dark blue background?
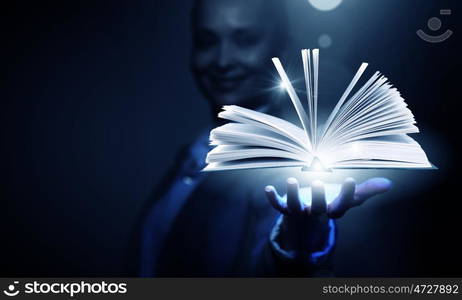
[1,0,460,276]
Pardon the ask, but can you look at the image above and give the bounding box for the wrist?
[280,213,330,252]
[270,215,336,265]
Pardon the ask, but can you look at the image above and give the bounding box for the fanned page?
[203,107,312,171]
[203,49,433,172]
[316,135,431,169]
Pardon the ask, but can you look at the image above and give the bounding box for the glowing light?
[294,183,342,206]
[324,184,342,205]
[279,81,287,90]
[308,0,342,11]
[318,34,332,48]
[311,159,324,171]
[303,156,331,172]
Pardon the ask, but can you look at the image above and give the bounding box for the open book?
[203,49,433,172]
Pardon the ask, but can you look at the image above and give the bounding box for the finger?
[265,185,288,214]
[310,180,327,215]
[286,177,304,214]
[327,177,356,218]
[353,177,392,206]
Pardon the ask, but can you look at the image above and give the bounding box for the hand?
[264,177,392,252]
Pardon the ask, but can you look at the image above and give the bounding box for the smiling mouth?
[209,75,248,92]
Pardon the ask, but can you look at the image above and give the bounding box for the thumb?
[354,177,392,206]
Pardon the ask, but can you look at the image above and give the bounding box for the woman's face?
[191,0,282,109]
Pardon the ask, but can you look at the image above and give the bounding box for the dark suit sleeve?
[122,145,190,276]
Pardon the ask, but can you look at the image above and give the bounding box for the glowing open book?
[203,49,433,172]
